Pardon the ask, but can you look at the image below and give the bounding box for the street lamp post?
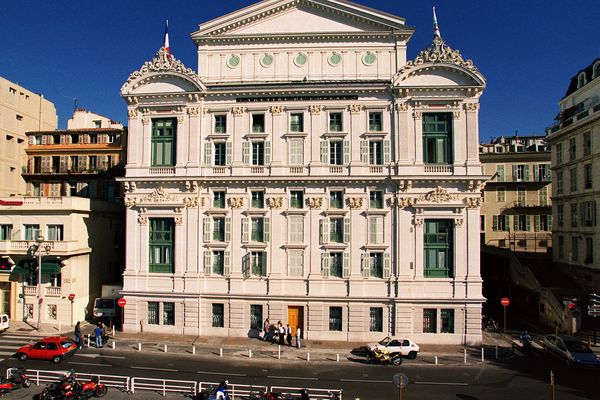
[35,234,50,331]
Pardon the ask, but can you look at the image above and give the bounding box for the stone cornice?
[194,32,412,45]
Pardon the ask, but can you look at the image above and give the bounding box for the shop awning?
[11,259,61,274]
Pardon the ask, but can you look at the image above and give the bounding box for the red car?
[15,336,78,364]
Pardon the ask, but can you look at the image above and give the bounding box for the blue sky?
[2,0,599,141]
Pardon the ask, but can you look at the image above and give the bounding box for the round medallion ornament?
[329,52,342,66]
[227,54,240,68]
[295,53,307,66]
[363,51,376,65]
[260,53,273,67]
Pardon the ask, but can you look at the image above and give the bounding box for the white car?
[368,336,420,359]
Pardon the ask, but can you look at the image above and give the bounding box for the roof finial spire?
[433,7,442,39]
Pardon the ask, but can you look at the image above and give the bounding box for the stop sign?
[501,297,510,307]
[117,298,126,307]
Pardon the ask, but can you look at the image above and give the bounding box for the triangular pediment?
[193,0,412,39]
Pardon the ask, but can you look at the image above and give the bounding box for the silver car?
[542,334,600,367]
[368,337,420,359]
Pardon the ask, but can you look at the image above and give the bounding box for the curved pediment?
[121,47,205,96]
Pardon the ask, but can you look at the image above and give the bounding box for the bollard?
[464,348,467,364]
[87,336,90,347]
[138,343,142,351]
[481,347,484,362]
[112,326,115,337]
[495,345,498,359]
[278,345,281,359]
[336,354,340,362]
[219,348,223,357]
[111,341,115,350]
[192,346,196,355]
[435,356,438,365]
[307,353,310,362]
[58,322,61,332]
[164,344,167,353]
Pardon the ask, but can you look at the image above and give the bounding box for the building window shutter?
[524,165,530,181]
[383,252,391,278]
[548,215,554,230]
[534,215,540,232]
[224,217,231,242]
[343,140,350,164]
[204,142,212,165]
[361,253,369,277]
[533,164,539,181]
[203,217,211,243]
[225,141,232,165]
[525,215,531,231]
[320,140,328,163]
[580,203,585,226]
[242,253,250,279]
[60,156,67,173]
[492,215,498,231]
[360,140,369,164]
[343,217,350,243]
[223,251,231,276]
[261,252,267,276]
[321,253,330,278]
[512,165,518,181]
[513,215,519,231]
[383,139,391,164]
[593,201,597,226]
[263,217,270,242]
[264,141,271,165]
[242,141,250,164]
[204,250,212,276]
[242,217,249,243]
[28,136,34,145]
[320,218,330,244]
[42,135,47,145]
[342,252,350,278]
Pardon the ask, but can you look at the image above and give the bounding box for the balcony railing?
[289,167,304,174]
[547,97,600,134]
[329,166,343,174]
[149,167,175,175]
[22,286,62,297]
[424,165,453,174]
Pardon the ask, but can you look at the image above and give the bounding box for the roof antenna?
[73,98,79,113]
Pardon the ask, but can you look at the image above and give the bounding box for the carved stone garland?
[266,197,283,209]
[141,187,176,203]
[270,105,285,115]
[418,187,458,203]
[228,197,244,209]
[307,197,323,209]
[398,35,479,75]
[231,107,247,116]
[308,105,323,115]
[346,197,364,209]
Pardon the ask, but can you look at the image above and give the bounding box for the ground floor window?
[250,304,262,330]
[441,309,455,333]
[163,302,175,326]
[329,307,342,331]
[423,309,437,333]
[148,302,159,325]
[212,304,224,328]
[369,307,383,332]
[147,301,175,326]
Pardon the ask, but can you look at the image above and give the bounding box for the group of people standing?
[73,320,109,349]
[263,318,301,349]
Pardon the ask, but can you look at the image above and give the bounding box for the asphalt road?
[0,344,597,399]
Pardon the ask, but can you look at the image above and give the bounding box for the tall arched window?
[593,62,600,79]
[577,72,587,89]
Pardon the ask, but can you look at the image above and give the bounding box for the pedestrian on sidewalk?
[101,321,108,343]
[263,318,270,341]
[286,324,292,346]
[74,321,82,349]
[278,321,285,346]
[94,323,103,348]
[296,326,301,349]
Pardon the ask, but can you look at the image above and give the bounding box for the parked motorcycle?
[79,376,107,398]
[33,370,105,400]
[366,348,403,365]
[0,368,31,396]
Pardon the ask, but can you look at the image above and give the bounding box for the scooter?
[0,368,31,396]
[366,348,403,365]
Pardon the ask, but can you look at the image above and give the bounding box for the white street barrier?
[131,376,196,396]
[271,385,343,399]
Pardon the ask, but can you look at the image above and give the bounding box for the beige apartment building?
[0,77,58,197]
[546,58,600,292]
[480,135,552,253]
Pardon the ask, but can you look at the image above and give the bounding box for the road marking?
[414,381,468,386]
[341,379,390,384]
[67,362,112,367]
[198,371,247,377]
[75,354,125,359]
[267,375,318,381]
[0,351,15,356]
[131,366,178,372]
[97,355,126,359]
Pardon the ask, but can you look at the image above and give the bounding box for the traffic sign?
[501,297,510,307]
[68,293,75,301]
[117,298,126,307]
[393,373,409,388]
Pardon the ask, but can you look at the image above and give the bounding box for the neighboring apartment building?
[480,135,552,253]
[0,77,57,197]
[119,0,487,345]
[546,58,600,292]
[22,109,126,202]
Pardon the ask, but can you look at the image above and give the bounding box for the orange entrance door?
[287,306,303,338]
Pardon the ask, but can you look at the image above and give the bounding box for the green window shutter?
[204,143,212,165]
[261,252,267,276]
[548,215,553,230]
[203,217,211,243]
[204,250,212,276]
[264,217,270,242]
[504,215,510,231]
[524,165,530,181]
[492,215,498,231]
[368,217,376,243]
[241,217,249,243]
[513,215,519,231]
[320,140,328,163]
[343,217,350,243]
[383,252,391,278]
[593,201,597,226]
[224,217,231,242]
[383,139,391,164]
[343,140,350,164]
[225,141,232,165]
[342,252,350,278]
[321,218,330,244]
[534,215,540,232]
[321,253,330,278]
[512,165,518,181]
[242,141,250,164]
[361,254,369,277]
[242,253,250,279]
[533,164,539,181]
[360,140,369,164]
[525,215,531,231]
[223,251,231,276]
[264,141,272,165]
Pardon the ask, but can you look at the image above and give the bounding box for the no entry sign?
[501,297,510,307]
[117,298,127,307]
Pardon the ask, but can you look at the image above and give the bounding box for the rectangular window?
[107,133,120,144]
[250,305,263,330]
[47,225,63,241]
[149,218,174,273]
[582,201,596,227]
[369,307,383,332]
[558,236,564,259]
[213,191,225,208]
[570,203,578,227]
[287,249,304,276]
[570,168,577,192]
[424,220,453,278]
[556,143,563,165]
[252,114,265,133]
[370,191,383,209]
[369,141,383,165]
[368,216,384,244]
[539,186,548,206]
[212,250,224,275]
[251,218,265,242]
[214,115,227,134]
[88,156,97,169]
[288,215,304,243]
[330,217,344,243]
[329,307,342,331]
[330,191,343,209]
[329,252,344,278]
[290,113,304,132]
[556,171,563,194]
[496,187,505,202]
[329,141,343,165]
[290,191,304,209]
[148,302,159,325]
[423,309,437,333]
[213,217,225,241]
[251,251,266,276]
[24,224,40,240]
[89,134,98,144]
[163,302,175,325]
[212,304,224,328]
[251,191,264,208]
[557,204,564,226]
[369,253,383,278]
[423,113,452,164]
[441,309,455,333]
[517,187,526,206]
[368,112,383,132]
[496,165,505,182]
[480,215,485,231]
[537,164,550,182]
[288,138,304,165]
[514,215,529,231]
[0,224,13,240]
[584,164,592,189]
[214,142,227,166]
[70,134,79,144]
[569,137,577,161]
[585,237,593,264]
[583,131,592,156]
[252,142,265,165]
[329,112,343,132]
[571,237,578,262]
[151,118,176,167]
